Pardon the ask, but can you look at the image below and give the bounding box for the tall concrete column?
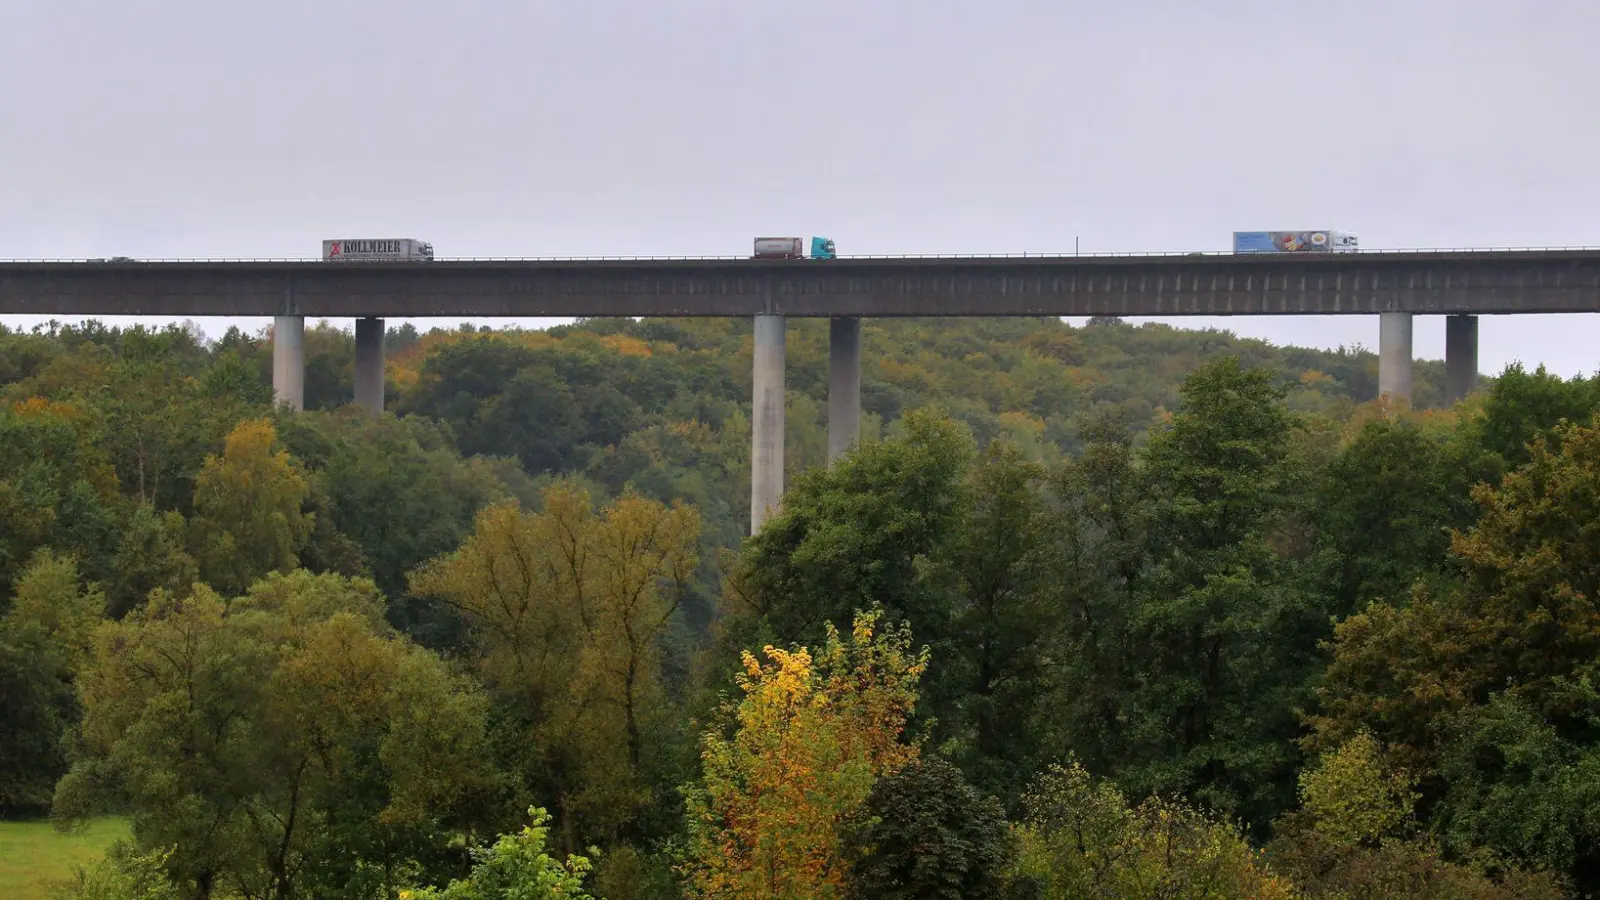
[272,315,305,410]
[1445,314,1479,404]
[1378,312,1414,403]
[828,317,862,463]
[750,314,786,534]
[354,316,385,414]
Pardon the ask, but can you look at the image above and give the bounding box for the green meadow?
[0,818,130,900]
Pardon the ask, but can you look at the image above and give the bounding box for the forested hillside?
[0,313,1451,592]
[4,314,1598,899]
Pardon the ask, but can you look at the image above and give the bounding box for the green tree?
[5,549,106,666]
[299,321,356,412]
[1471,364,1599,469]
[106,503,198,619]
[1297,732,1418,849]
[189,418,313,596]
[841,755,1012,900]
[54,570,495,900]
[1434,695,1600,890]
[0,398,122,597]
[397,337,584,474]
[0,550,104,814]
[1115,357,1325,825]
[1267,733,1567,900]
[0,628,74,814]
[1036,410,1154,780]
[1314,414,1600,893]
[732,408,973,648]
[730,409,987,765]
[937,439,1053,797]
[54,844,185,900]
[402,808,596,900]
[1316,416,1492,614]
[98,358,216,510]
[275,410,515,602]
[1316,415,1600,760]
[1011,758,1299,900]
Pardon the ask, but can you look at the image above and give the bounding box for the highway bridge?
[5,248,1600,318]
[6,247,1598,532]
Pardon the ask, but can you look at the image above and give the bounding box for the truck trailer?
[753,236,836,260]
[322,239,435,262]
[1232,231,1358,253]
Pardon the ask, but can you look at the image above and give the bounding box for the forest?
[2,312,1598,899]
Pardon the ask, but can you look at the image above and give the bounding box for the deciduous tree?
[1012,759,1299,900]
[1267,732,1566,900]
[189,418,313,596]
[106,503,198,619]
[1313,414,1600,893]
[54,570,494,900]
[841,755,1012,900]
[681,609,927,900]
[411,484,700,849]
[402,808,596,900]
[1084,358,1326,826]
[0,550,103,814]
[0,398,121,597]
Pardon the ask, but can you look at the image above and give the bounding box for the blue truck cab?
[809,237,837,259]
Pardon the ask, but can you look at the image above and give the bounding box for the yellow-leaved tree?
[681,608,928,900]
[1264,733,1567,899]
[190,418,312,595]
[1012,759,1300,900]
[410,483,700,849]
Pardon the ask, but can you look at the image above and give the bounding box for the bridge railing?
[5,246,1600,263]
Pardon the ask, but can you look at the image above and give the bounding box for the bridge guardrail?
[5,247,1600,263]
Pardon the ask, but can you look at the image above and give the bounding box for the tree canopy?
[4,315,1598,898]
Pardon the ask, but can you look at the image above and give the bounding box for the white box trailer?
[322,239,434,261]
[1232,231,1358,253]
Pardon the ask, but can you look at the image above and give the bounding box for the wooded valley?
[2,314,1596,899]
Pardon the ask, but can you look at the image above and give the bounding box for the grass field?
[0,818,130,900]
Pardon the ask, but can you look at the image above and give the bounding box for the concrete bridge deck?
[3,248,1600,318]
[6,247,1590,535]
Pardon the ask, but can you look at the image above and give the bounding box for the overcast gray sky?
[3,0,1597,376]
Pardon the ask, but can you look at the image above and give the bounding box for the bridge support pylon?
[828,317,862,463]
[1378,312,1413,404]
[272,315,305,410]
[1445,314,1479,404]
[355,317,385,414]
[751,314,786,534]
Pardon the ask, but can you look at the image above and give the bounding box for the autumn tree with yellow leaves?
[680,609,928,900]
[1011,759,1301,900]
[411,483,701,850]
[189,418,313,596]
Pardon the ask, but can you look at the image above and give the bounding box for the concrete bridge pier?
[1446,314,1479,403]
[828,317,862,463]
[354,317,386,414]
[751,314,786,534]
[1378,312,1413,403]
[272,315,305,410]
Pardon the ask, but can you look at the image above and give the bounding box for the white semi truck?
[322,239,434,261]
